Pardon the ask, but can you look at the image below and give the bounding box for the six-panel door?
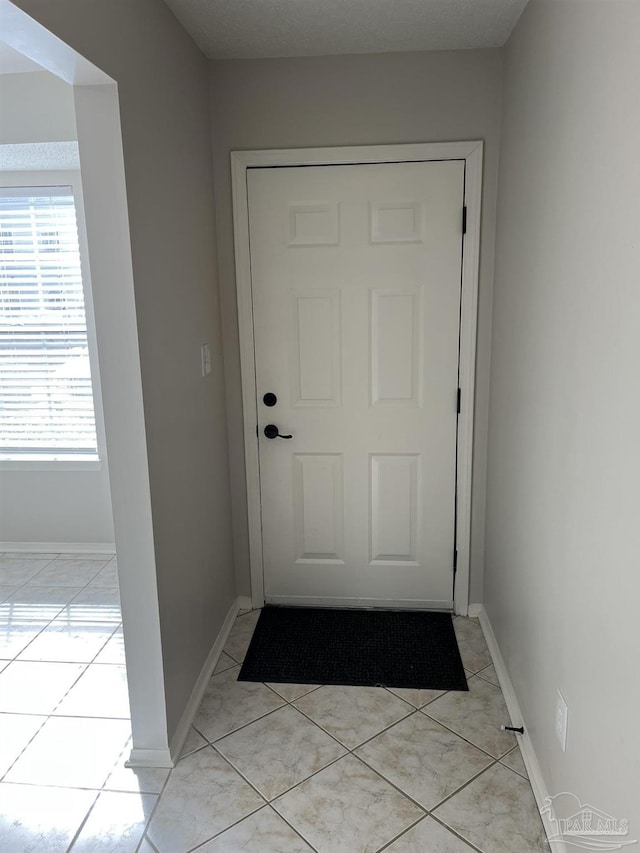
[248,160,465,608]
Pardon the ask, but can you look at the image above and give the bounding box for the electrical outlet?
[200,343,211,377]
[555,690,568,751]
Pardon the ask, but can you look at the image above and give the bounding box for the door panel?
[293,453,345,563]
[248,160,464,608]
[290,290,341,407]
[370,288,424,406]
[370,454,420,563]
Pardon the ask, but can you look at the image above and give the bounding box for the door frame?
[231,141,483,616]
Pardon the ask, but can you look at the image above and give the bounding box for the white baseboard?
[167,595,242,765]
[477,606,566,853]
[0,541,116,555]
[126,747,173,769]
[467,603,483,617]
[237,595,254,611]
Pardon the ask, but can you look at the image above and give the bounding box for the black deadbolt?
[263,392,277,407]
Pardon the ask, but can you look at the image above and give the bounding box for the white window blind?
[0,186,99,459]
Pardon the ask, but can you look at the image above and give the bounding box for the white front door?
[248,160,465,608]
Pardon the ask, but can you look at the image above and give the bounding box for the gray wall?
[0,468,114,544]
[485,0,640,828]
[13,0,236,738]
[0,70,75,143]
[210,49,504,603]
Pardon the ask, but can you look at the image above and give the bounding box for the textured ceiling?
[0,142,80,172]
[163,0,529,60]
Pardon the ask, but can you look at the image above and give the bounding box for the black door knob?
[263,392,277,407]
[264,424,293,440]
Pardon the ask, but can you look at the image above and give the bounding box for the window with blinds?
[0,187,99,460]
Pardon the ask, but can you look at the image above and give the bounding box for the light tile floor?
[0,553,549,852]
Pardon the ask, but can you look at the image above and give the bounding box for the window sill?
[0,456,103,472]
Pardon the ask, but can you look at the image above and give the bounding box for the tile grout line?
[207,743,270,806]
[418,696,516,762]
[16,622,121,670]
[1,553,136,853]
[428,755,529,816]
[213,730,348,805]
[290,697,416,754]
[280,687,501,767]
[188,685,373,835]
[376,808,485,853]
[0,577,97,779]
[0,589,67,663]
[497,745,529,780]
[205,637,515,836]
[63,787,103,853]
[18,620,121,715]
[137,834,160,853]
[130,747,176,853]
[427,812,487,853]
[32,609,518,853]
[75,786,161,853]
[215,625,511,758]
[200,673,417,762]
[342,750,433,816]
[165,620,521,852]
[356,750,524,852]
[191,695,287,745]
[185,801,320,853]
[186,645,510,832]
[1,779,128,792]
[174,747,268,852]
[260,806,321,853]
[0,553,130,790]
[374,814,435,853]
[1,554,117,669]
[167,613,534,852]
[0,714,49,785]
[382,684,445,709]
[204,695,436,826]
[268,683,323,702]
[1,717,131,792]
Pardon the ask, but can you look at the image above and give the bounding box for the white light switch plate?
[556,690,568,751]
[201,343,211,376]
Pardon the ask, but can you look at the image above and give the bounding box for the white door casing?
[232,142,483,615]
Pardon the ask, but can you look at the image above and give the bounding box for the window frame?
[0,170,107,470]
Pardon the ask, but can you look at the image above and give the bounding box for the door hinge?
[453,549,458,574]
[457,387,461,414]
[462,206,467,235]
